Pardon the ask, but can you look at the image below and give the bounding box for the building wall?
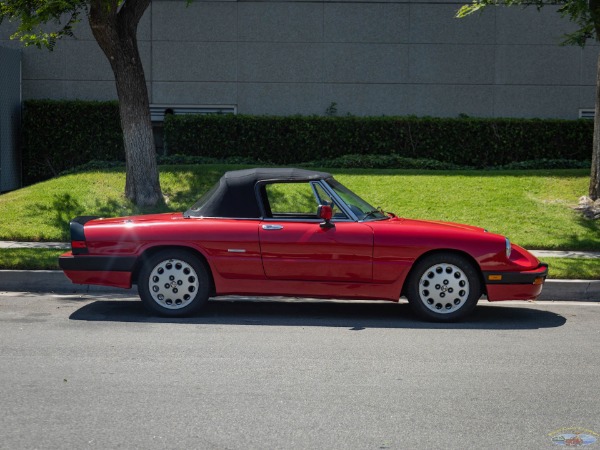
[0,46,21,191]
[0,0,596,118]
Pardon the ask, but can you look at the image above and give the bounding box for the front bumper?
[484,263,549,301]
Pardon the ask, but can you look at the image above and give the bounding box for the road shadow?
[69,297,566,330]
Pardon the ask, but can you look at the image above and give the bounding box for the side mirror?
[317,205,334,229]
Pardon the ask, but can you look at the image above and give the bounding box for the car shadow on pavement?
[69,297,567,330]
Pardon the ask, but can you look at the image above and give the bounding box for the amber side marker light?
[533,277,544,285]
[488,275,502,281]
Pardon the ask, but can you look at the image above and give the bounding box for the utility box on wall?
[0,46,22,192]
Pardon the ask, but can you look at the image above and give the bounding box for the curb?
[0,270,598,302]
[0,270,126,294]
[537,279,600,302]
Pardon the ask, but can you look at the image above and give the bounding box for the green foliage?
[22,101,593,186]
[164,115,593,168]
[544,257,600,279]
[306,155,590,170]
[457,0,597,47]
[325,102,338,117]
[0,249,63,270]
[0,0,86,49]
[61,156,590,174]
[490,159,591,170]
[305,154,471,170]
[557,0,597,46]
[22,100,125,185]
[158,154,261,166]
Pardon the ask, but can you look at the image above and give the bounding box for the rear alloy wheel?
[138,249,210,317]
[406,253,481,322]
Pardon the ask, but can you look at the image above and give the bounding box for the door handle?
[262,224,284,230]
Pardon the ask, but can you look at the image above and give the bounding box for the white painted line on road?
[482,300,600,307]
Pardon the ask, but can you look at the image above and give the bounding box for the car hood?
[378,217,488,234]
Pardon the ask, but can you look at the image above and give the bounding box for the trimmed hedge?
[58,155,591,174]
[21,100,593,185]
[164,115,593,167]
[22,100,124,185]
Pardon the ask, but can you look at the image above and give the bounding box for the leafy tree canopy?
[457,0,599,47]
[0,0,91,49]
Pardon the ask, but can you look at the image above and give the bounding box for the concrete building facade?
[0,0,597,119]
[0,46,21,192]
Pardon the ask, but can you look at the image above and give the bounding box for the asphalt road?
[1,293,599,449]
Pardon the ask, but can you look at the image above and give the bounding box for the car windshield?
[326,178,388,221]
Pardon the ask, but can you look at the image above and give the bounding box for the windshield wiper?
[362,209,383,220]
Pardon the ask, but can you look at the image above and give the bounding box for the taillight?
[71,240,88,255]
[69,216,99,255]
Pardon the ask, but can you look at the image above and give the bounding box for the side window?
[313,183,348,219]
[265,182,319,217]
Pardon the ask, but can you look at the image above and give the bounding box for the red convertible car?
[59,168,548,321]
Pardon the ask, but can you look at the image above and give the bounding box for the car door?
[258,181,373,282]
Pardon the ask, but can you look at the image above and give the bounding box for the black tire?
[138,249,211,317]
[406,253,481,322]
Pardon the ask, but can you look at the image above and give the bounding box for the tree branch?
[118,0,150,29]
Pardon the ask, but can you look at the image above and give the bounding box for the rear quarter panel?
[83,215,265,280]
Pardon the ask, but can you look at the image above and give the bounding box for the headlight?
[505,237,512,259]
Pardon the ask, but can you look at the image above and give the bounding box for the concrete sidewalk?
[530,249,600,259]
[0,241,70,249]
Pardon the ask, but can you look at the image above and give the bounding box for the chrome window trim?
[184,216,264,221]
[261,217,354,223]
[317,179,360,222]
[310,181,351,221]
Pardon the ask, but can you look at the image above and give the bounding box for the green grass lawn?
[0,164,598,277]
[0,165,234,241]
[334,169,598,251]
[545,258,600,280]
[0,248,65,270]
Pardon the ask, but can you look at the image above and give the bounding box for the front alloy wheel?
[138,249,210,317]
[407,253,481,322]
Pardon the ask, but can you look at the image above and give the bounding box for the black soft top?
[185,168,332,218]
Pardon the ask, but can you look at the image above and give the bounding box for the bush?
[21,100,593,186]
[303,154,471,170]
[164,115,593,167]
[61,155,589,175]
[22,100,124,185]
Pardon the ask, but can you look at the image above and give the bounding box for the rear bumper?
[484,263,548,301]
[62,270,133,289]
[59,252,135,289]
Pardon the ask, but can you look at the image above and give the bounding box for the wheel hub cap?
[148,258,200,310]
[418,263,470,314]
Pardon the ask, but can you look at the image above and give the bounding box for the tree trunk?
[89,0,162,207]
[591,49,600,200]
